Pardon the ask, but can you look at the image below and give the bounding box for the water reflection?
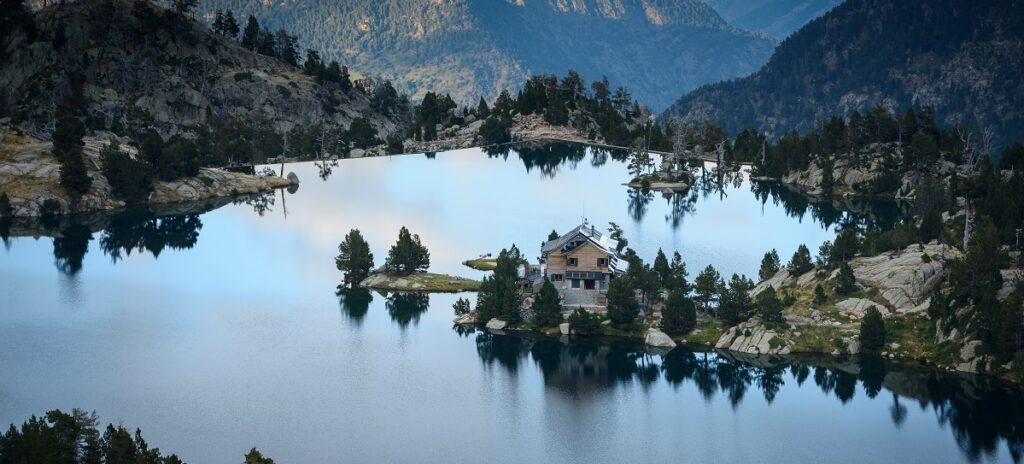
[750,180,905,232]
[337,287,373,326]
[52,223,92,276]
[469,331,1024,462]
[99,211,202,261]
[384,292,430,328]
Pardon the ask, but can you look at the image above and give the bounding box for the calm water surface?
[0,143,1019,463]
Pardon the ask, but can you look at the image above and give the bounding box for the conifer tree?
[384,226,430,275]
[336,229,374,287]
[241,15,260,50]
[759,249,781,280]
[859,307,886,352]
[661,289,696,335]
[531,279,562,327]
[835,261,857,295]
[606,277,638,326]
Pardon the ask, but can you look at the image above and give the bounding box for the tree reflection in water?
[385,292,430,328]
[52,223,92,276]
[100,211,202,261]
[467,330,1024,462]
[337,287,373,326]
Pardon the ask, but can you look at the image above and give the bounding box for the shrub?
[478,115,511,145]
[568,308,602,335]
[41,198,61,216]
[813,283,827,306]
[452,297,471,316]
[101,141,153,204]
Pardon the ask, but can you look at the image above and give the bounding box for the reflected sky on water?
[2,143,1012,464]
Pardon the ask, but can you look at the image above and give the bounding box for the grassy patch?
[463,257,498,271]
[683,319,724,345]
[790,325,849,353]
[360,272,481,293]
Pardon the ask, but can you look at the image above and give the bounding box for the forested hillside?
[196,0,777,108]
[665,0,1024,149]
[0,0,412,163]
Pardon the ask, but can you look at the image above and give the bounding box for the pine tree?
[919,207,942,243]
[53,114,91,199]
[813,283,828,306]
[653,248,671,288]
[303,49,325,77]
[669,251,690,293]
[606,277,638,326]
[694,264,722,312]
[223,11,241,39]
[212,10,225,35]
[859,307,886,352]
[757,286,784,322]
[835,261,857,295]
[336,229,374,287]
[759,249,781,280]
[452,297,471,316]
[789,244,814,274]
[718,274,754,324]
[240,15,260,50]
[475,274,522,323]
[476,96,490,118]
[384,226,430,275]
[661,289,696,335]
[244,448,276,464]
[531,279,562,327]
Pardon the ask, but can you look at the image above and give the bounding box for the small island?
[336,226,480,293]
[463,255,498,271]
[360,272,480,292]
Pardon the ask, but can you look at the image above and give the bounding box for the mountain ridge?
[197,0,777,108]
[664,0,1024,148]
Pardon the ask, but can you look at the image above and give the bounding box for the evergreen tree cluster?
[475,246,525,324]
[473,71,672,149]
[0,408,279,463]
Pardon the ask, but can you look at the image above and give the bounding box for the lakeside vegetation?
[0,408,277,463]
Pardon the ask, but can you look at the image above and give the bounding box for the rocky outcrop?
[715,321,791,355]
[453,313,476,325]
[486,319,508,330]
[644,328,677,349]
[777,144,957,199]
[835,298,890,319]
[750,268,794,297]
[842,242,960,311]
[359,272,481,292]
[0,132,292,217]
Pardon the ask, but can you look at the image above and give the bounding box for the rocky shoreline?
[454,241,1022,383]
[0,131,295,218]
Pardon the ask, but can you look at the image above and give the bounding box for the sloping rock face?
[835,298,889,319]
[0,0,410,141]
[750,268,793,297]
[715,321,791,355]
[842,242,961,311]
[0,132,290,216]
